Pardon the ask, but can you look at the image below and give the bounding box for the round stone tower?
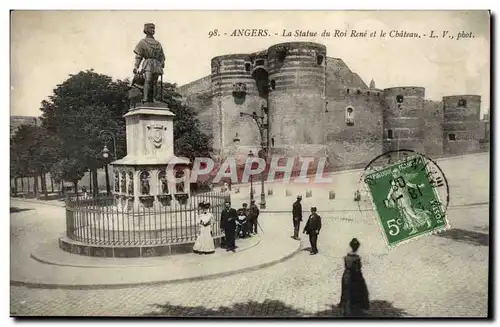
[267,42,327,156]
[211,54,262,156]
[382,86,425,155]
[442,95,482,154]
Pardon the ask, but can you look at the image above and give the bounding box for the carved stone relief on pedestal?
[147,124,167,148]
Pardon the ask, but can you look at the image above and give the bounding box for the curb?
[29,236,262,269]
[10,198,65,208]
[258,202,489,214]
[11,240,301,290]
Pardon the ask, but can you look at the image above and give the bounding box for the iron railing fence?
[65,192,230,246]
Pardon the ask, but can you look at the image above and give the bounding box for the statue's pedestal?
[110,105,191,210]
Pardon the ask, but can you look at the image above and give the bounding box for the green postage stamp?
[363,155,449,247]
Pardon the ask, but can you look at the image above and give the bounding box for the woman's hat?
[199,201,211,209]
[349,238,360,249]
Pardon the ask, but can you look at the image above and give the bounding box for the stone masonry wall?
[443,95,482,154]
[324,88,384,168]
[382,86,425,154]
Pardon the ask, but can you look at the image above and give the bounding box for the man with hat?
[236,203,250,238]
[291,195,303,240]
[248,199,260,235]
[220,200,238,252]
[303,207,322,255]
[133,23,166,103]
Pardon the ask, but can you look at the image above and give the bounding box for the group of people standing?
[291,195,370,316]
[192,199,260,254]
[291,195,322,255]
[219,200,260,252]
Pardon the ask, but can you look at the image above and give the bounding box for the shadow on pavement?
[436,228,489,246]
[144,299,408,317]
[10,207,34,213]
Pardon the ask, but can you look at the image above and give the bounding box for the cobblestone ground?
[10,199,489,317]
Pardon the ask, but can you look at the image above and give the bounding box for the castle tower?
[382,87,425,155]
[267,42,327,156]
[211,54,262,157]
[442,95,482,154]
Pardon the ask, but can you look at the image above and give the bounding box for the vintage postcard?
[9,10,491,318]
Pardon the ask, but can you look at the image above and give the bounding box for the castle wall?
[211,54,263,156]
[325,58,367,91]
[176,41,488,168]
[267,42,327,155]
[443,95,482,154]
[324,88,384,168]
[422,100,444,156]
[176,75,212,96]
[382,87,425,154]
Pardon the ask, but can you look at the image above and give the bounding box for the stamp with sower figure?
[361,150,450,248]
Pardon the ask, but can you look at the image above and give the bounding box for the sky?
[10,10,490,117]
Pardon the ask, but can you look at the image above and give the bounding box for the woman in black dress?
[338,238,370,316]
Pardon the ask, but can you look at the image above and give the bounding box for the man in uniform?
[133,23,166,103]
[248,199,260,234]
[303,207,322,255]
[291,195,303,240]
[220,200,238,252]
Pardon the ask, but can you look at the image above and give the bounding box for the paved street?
[10,203,489,317]
[10,153,490,317]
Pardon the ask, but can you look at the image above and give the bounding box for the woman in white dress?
[193,202,215,254]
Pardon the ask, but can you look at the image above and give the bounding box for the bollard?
[354,190,361,202]
[306,190,312,198]
[329,190,335,200]
[268,188,273,196]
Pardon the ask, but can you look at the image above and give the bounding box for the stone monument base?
[58,235,223,258]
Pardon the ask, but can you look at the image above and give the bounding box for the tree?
[10,124,63,197]
[158,82,212,161]
[39,69,130,196]
[39,70,212,197]
[51,158,87,195]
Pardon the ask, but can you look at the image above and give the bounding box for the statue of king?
[133,23,165,104]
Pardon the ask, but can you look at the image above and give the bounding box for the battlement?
[176,75,211,96]
[345,87,384,98]
[383,86,426,97]
[177,42,486,166]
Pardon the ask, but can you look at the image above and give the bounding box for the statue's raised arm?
[132,23,165,104]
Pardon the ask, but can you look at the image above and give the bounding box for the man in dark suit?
[248,200,260,234]
[220,200,238,252]
[291,195,303,240]
[303,207,322,255]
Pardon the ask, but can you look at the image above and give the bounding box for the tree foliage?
[29,69,211,187]
[158,83,212,161]
[38,69,130,184]
[10,124,62,175]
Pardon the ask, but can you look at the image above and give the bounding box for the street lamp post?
[240,104,269,209]
[99,130,118,196]
[248,150,255,202]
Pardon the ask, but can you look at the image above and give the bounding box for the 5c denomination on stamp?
[363,152,450,248]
